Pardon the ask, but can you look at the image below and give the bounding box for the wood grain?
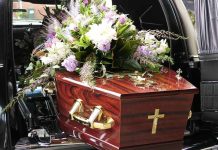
[55,68,198,150]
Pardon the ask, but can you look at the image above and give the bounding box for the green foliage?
[146,60,162,72]
[2,0,176,114]
[111,39,140,70]
[122,59,142,71]
[74,35,91,49]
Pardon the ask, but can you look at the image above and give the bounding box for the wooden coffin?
[55,69,198,150]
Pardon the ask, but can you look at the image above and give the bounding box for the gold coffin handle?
[69,99,115,130]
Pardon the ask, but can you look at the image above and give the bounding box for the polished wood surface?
[120,94,194,147]
[56,80,121,150]
[55,68,198,150]
[56,68,197,98]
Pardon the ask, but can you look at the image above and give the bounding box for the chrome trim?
[0,64,3,68]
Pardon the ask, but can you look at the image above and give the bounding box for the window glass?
[13,0,57,25]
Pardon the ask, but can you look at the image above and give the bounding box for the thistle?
[80,61,95,87]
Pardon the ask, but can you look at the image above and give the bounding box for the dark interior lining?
[114,0,168,30]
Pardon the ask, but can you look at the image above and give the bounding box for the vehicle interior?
[1,0,218,149]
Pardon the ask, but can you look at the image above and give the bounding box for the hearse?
[0,0,218,149]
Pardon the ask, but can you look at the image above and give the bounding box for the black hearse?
[0,0,218,149]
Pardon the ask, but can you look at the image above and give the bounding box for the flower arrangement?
[3,0,185,112]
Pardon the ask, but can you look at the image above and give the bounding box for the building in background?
[13,0,56,25]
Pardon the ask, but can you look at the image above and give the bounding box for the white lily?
[105,0,112,8]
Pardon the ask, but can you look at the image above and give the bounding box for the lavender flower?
[44,38,59,48]
[44,40,52,48]
[47,32,56,40]
[61,55,78,72]
[118,14,127,24]
[97,41,111,52]
[83,0,89,5]
[134,46,153,58]
[100,5,109,11]
[103,11,118,24]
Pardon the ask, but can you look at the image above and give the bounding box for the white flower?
[40,56,54,65]
[105,0,113,8]
[155,39,169,54]
[86,21,117,51]
[90,4,99,14]
[68,23,79,31]
[144,32,156,44]
[129,25,136,31]
[41,41,71,65]
[69,0,80,18]
[160,39,168,49]
[63,27,75,42]
[74,14,92,27]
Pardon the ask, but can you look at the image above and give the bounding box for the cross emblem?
[176,68,183,80]
[148,109,165,134]
[176,68,183,75]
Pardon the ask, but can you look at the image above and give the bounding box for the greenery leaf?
[117,24,131,37]
[122,59,142,71]
[26,63,34,71]
[117,40,139,58]
[75,51,88,61]
[101,60,112,65]
[146,60,162,72]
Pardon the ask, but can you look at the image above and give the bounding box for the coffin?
[55,68,198,150]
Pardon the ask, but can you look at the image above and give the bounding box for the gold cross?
[148,109,165,134]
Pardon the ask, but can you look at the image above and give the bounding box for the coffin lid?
[56,68,198,99]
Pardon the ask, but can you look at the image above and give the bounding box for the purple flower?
[47,32,56,40]
[134,46,153,58]
[103,11,118,24]
[44,38,59,48]
[97,41,111,52]
[138,46,153,56]
[45,41,52,48]
[83,0,89,5]
[100,5,109,11]
[118,14,127,24]
[61,55,78,72]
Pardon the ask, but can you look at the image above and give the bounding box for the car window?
[13,0,57,25]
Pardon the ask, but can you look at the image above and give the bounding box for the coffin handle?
[69,99,84,119]
[69,101,115,130]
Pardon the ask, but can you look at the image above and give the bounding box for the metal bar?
[201,145,218,150]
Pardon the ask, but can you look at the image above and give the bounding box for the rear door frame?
[0,0,14,149]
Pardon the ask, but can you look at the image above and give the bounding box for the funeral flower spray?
[2,0,185,113]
